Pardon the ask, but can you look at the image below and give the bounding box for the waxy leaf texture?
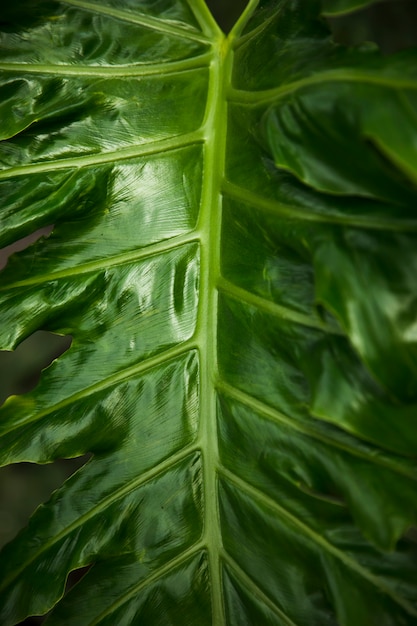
[0,0,417,624]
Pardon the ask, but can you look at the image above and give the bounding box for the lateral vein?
[228,70,417,106]
[221,550,300,626]
[61,0,211,43]
[0,342,197,440]
[0,132,204,180]
[220,467,417,616]
[0,444,200,592]
[222,181,417,231]
[0,231,199,290]
[89,543,206,626]
[217,277,342,335]
[216,380,417,481]
[0,54,212,77]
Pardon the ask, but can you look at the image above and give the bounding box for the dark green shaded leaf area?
[321,0,382,17]
[0,0,417,624]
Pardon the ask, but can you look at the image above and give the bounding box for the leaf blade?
[1,1,417,625]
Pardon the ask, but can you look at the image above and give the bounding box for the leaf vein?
[0,343,197,443]
[0,54,212,77]
[88,542,206,626]
[0,444,200,592]
[0,132,204,180]
[228,70,417,106]
[215,381,417,481]
[61,0,211,43]
[220,467,417,617]
[221,550,300,626]
[0,231,199,291]
[217,277,341,335]
[222,181,417,230]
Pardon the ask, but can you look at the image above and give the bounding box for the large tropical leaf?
[1,0,417,623]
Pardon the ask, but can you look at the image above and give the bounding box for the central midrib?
[196,30,231,626]
[195,3,259,621]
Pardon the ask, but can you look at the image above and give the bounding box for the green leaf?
[322,0,384,17]
[1,0,417,624]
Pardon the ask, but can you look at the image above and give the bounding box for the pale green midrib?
[195,35,228,626]
[223,181,417,231]
[0,231,199,292]
[0,132,203,180]
[220,467,417,617]
[216,381,417,482]
[0,342,196,443]
[0,443,200,592]
[88,542,206,626]
[229,70,417,106]
[61,0,210,43]
[0,54,211,77]
[220,551,299,626]
[217,278,343,336]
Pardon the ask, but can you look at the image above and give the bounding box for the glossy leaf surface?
[0,0,417,624]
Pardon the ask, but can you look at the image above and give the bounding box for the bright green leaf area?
[0,0,417,624]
